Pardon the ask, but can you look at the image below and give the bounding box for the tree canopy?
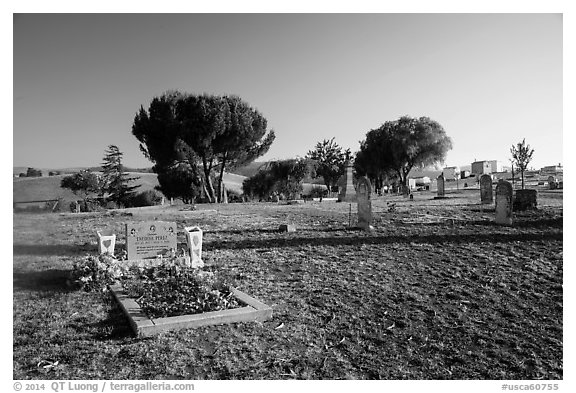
[306,138,351,194]
[355,116,452,191]
[60,170,102,201]
[132,92,275,203]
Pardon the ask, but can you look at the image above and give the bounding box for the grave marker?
[436,174,445,197]
[480,174,493,204]
[356,176,373,231]
[125,221,177,260]
[495,180,513,226]
[338,160,356,203]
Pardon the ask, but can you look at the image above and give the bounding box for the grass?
[13,188,562,379]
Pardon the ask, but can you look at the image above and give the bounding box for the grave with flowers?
[72,220,272,337]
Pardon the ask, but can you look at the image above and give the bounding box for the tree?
[132,92,275,203]
[60,170,102,202]
[510,138,534,189]
[242,158,314,201]
[26,167,42,177]
[155,163,202,204]
[356,116,452,192]
[101,145,140,206]
[306,138,351,196]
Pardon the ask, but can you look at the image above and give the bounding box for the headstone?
[436,174,445,197]
[125,221,177,260]
[338,160,356,202]
[279,224,296,233]
[548,176,557,190]
[480,174,493,204]
[356,176,373,231]
[184,226,204,268]
[495,180,513,226]
[97,231,116,255]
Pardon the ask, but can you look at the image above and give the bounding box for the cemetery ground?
[13,188,563,380]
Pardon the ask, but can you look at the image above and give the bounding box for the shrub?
[128,190,163,207]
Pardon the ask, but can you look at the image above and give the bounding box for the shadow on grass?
[13,269,73,293]
[65,300,134,341]
[206,231,563,251]
[13,243,93,256]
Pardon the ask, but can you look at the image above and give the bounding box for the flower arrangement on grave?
[69,249,240,317]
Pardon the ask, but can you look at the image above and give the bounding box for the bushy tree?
[510,138,534,189]
[242,158,314,201]
[101,145,140,206]
[306,138,351,196]
[60,170,102,202]
[132,92,275,203]
[26,167,42,177]
[356,116,452,191]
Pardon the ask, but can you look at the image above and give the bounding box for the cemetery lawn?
[13,189,563,379]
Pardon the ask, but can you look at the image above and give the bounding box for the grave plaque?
[480,174,493,204]
[437,174,445,197]
[495,180,513,226]
[126,221,177,260]
[356,176,373,231]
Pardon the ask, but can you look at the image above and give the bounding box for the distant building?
[442,166,460,179]
[471,160,492,175]
[471,160,502,176]
[460,170,471,178]
[540,164,563,175]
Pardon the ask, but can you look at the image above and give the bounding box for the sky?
[13,13,563,171]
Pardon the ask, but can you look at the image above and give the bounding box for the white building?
[471,160,502,175]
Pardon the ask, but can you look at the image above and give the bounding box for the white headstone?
[125,221,177,260]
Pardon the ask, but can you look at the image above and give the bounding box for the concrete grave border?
[110,283,273,337]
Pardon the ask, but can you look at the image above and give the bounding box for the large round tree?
[132,92,275,203]
[355,116,452,191]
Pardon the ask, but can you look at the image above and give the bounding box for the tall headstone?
[338,160,356,203]
[356,176,373,231]
[126,221,178,260]
[436,174,445,198]
[495,180,513,226]
[480,174,493,204]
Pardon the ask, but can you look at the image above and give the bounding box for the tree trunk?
[521,170,525,190]
[201,157,216,203]
[217,153,228,203]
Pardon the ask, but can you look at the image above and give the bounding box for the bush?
[128,190,163,207]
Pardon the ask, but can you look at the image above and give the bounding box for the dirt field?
[13,188,563,379]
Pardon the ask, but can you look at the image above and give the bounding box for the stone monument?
[495,180,513,226]
[125,221,177,260]
[480,174,493,204]
[436,174,445,198]
[338,160,356,203]
[356,176,373,231]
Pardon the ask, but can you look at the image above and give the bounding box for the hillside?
[13,172,246,204]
